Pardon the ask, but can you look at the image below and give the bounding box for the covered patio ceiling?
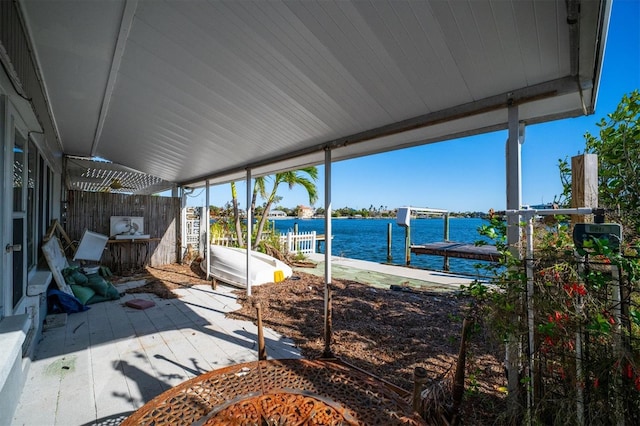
[20,0,610,189]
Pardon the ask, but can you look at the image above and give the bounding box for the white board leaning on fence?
[42,238,74,296]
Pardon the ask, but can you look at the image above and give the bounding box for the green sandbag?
[71,284,95,305]
[85,273,110,296]
[86,293,110,304]
[86,283,121,304]
[63,267,89,285]
[105,283,120,300]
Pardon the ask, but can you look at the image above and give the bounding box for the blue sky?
[186,0,640,213]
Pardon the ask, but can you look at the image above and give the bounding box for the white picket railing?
[279,231,316,254]
[196,230,316,255]
[185,218,201,245]
[210,236,238,247]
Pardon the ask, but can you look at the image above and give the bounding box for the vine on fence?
[468,215,640,424]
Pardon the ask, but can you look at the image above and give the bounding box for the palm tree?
[254,168,318,245]
[229,181,244,247]
[250,177,267,221]
[228,167,318,249]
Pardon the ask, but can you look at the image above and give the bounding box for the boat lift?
[396,206,448,266]
[396,206,499,270]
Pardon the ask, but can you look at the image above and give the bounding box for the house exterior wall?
[0,5,63,420]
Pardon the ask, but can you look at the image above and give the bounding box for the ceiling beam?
[90,0,138,157]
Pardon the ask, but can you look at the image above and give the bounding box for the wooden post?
[412,367,428,413]
[571,154,598,224]
[255,303,267,361]
[322,285,333,358]
[405,225,411,265]
[443,212,450,271]
[387,223,392,262]
[451,318,471,422]
[443,212,450,241]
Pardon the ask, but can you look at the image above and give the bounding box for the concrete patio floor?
[11,257,475,426]
[11,281,300,426]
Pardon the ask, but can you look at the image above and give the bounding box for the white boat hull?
[201,245,293,288]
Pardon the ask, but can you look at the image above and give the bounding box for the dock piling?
[404,225,411,266]
[387,223,392,262]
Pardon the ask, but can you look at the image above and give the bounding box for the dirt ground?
[120,261,507,424]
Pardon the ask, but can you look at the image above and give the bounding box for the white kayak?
[201,245,293,288]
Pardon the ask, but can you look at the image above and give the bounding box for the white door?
[1,97,28,317]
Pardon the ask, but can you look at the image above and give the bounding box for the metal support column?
[505,104,525,414]
[246,169,253,297]
[506,104,524,247]
[323,147,333,358]
[205,180,210,280]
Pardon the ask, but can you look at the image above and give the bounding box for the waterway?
[270,217,492,276]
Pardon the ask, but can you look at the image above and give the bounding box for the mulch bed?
[119,261,507,424]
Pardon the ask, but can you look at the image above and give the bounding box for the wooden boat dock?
[410,241,500,270]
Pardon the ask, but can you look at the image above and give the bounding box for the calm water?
[271,217,491,275]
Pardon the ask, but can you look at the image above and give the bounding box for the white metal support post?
[506,104,524,247]
[505,103,525,414]
[246,169,253,297]
[180,186,187,264]
[205,180,210,280]
[323,147,333,358]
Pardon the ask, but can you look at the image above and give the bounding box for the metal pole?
[525,212,535,417]
[205,180,211,282]
[505,104,524,415]
[246,169,252,297]
[323,148,333,358]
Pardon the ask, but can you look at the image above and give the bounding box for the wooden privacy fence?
[64,190,181,273]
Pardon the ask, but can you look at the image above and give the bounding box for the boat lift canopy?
[396,206,448,228]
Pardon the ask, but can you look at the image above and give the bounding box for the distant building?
[268,210,288,219]
[297,205,315,219]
